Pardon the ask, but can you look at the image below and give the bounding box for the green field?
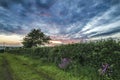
[0,53,100,80]
[0,39,120,80]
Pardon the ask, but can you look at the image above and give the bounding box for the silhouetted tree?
[22,29,51,48]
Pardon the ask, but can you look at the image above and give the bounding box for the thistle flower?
[102,63,109,74]
[99,63,109,75]
[58,58,71,69]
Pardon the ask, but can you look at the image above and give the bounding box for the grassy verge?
[4,53,50,80]
[4,53,100,80]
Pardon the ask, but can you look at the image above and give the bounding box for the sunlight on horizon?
[0,34,23,45]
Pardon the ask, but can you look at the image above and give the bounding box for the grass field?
[0,53,101,80]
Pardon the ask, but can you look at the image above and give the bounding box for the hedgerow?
[6,39,120,80]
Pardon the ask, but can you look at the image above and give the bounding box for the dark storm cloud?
[90,27,120,37]
[0,0,120,39]
[0,22,24,34]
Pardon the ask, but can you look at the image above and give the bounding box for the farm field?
[0,53,99,80]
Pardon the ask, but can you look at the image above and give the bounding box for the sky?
[0,0,120,45]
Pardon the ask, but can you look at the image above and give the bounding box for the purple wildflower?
[101,63,109,74]
[99,63,109,75]
[58,58,71,69]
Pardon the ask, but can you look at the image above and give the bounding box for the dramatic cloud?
[0,0,120,40]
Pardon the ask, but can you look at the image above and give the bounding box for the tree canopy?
[22,29,51,48]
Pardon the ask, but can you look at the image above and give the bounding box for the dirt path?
[1,56,13,80]
[3,54,54,80]
[14,56,54,80]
